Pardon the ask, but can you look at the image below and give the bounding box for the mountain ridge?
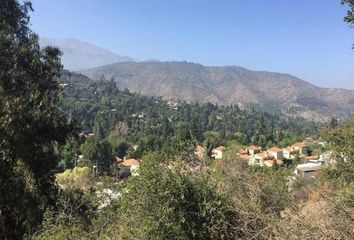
[80,61,354,122]
[39,38,136,70]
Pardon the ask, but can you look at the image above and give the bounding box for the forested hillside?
[57,70,319,168]
[81,61,354,122]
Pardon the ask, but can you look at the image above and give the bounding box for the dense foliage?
[57,71,319,168]
[0,0,73,238]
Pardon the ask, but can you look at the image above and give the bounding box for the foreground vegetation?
[32,142,354,239]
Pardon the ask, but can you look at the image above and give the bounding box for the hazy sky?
[30,0,354,89]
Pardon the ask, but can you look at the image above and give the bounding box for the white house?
[319,151,334,165]
[249,152,272,166]
[292,142,309,155]
[294,162,323,180]
[246,145,261,155]
[267,147,283,160]
[120,159,140,176]
[283,147,296,159]
[211,146,226,159]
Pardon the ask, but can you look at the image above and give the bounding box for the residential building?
[292,142,309,155]
[120,159,140,176]
[283,147,296,159]
[246,145,261,155]
[294,162,323,180]
[211,146,226,159]
[267,146,283,160]
[195,144,206,159]
[264,159,284,167]
[249,151,272,166]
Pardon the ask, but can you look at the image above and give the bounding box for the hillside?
[80,61,354,121]
[39,38,136,70]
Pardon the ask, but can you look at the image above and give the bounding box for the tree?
[80,137,113,173]
[117,155,238,239]
[0,0,72,238]
[322,119,354,185]
[342,0,354,48]
[343,0,354,24]
[329,117,339,129]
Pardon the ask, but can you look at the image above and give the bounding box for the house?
[292,142,309,155]
[319,151,334,165]
[236,148,250,162]
[238,148,247,155]
[120,159,140,176]
[267,147,283,160]
[211,146,226,159]
[236,152,251,162]
[167,101,178,110]
[264,159,283,167]
[283,147,296,159]
[246,145,261,155]
[195,144,206,159]
[249,151,273,166]
[115,156,123,163]
[294,162,323,180]
[303,137,315,145]
[304,155,319,163]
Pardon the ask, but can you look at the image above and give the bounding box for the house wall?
[302,170,316,179]
[212,150,223,159]
[269,151,283,160]
[283,151,291,159]
[249,156,264,166]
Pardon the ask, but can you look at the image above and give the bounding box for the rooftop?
[121,159,140,167]
[214,146,226,152]
[267,146,282,152]
[247,145,260,151]
[292,142,307,148]
[296,163,322,172]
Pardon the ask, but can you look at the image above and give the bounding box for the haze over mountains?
[39,38,136,70]
[40,38,354,121]
[81,62,354,121]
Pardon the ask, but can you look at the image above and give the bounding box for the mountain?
[39,38,135,70]
[80,61,354,122]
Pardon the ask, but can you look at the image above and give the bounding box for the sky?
[29,0,354,89]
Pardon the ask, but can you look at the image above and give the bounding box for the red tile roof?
[283,147,295,153]
[247,145,260,151]
[214,146,226,152]
[238,154,250,161]
[264,159,283,167]
[115,156,123,163]
[255,152,273,160]
[292,142,307,148]
[267,147,282,152]
[238,148,247,154]
[121,159,140,167]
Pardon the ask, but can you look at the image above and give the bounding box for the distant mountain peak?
[39,37,137,71]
